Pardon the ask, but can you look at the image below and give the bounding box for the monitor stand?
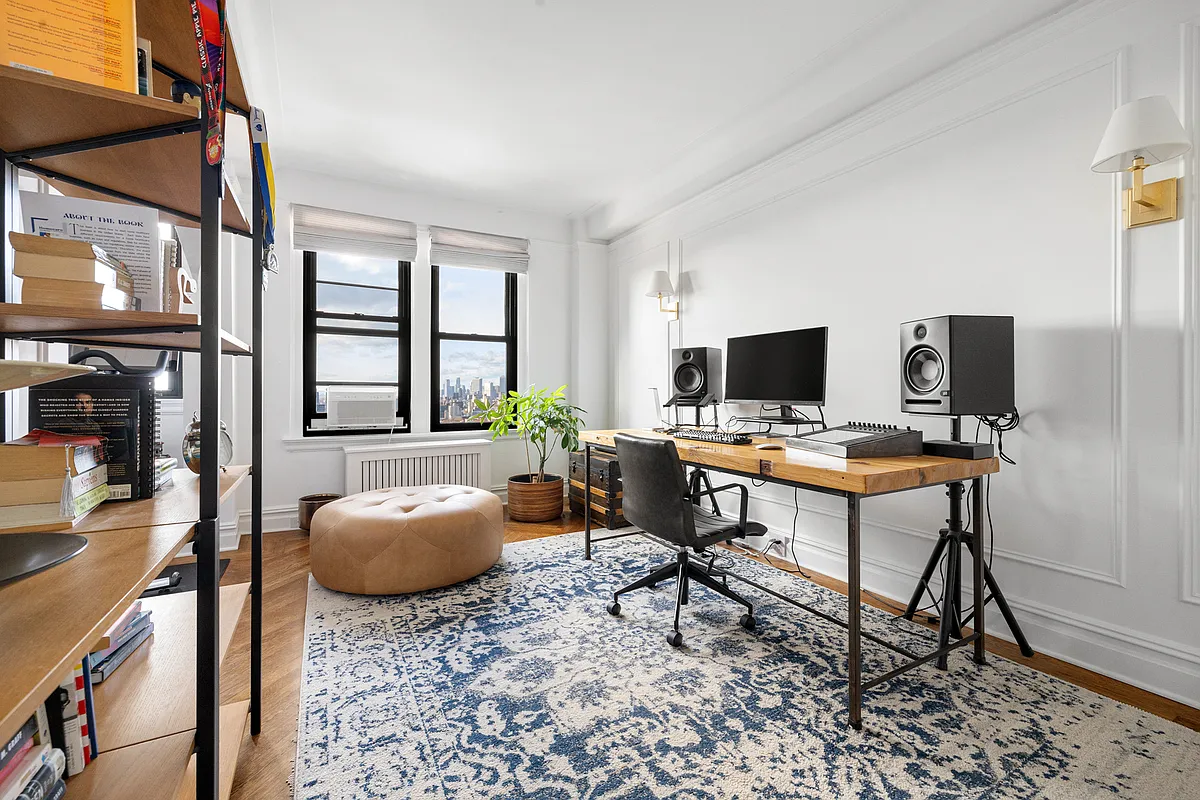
[741,405,825,427]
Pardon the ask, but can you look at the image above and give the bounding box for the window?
[431,265,517,430]
[154,353,183,399]
[303,251,411,435]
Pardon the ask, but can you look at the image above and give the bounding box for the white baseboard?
[222,504,302,539]
[752,515,1200,710]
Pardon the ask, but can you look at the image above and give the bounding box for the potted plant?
[472,385,584,522]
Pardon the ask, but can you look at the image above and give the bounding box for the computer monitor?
[724,326,828,410]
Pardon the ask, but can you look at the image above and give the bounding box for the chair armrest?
[689,483,749,532]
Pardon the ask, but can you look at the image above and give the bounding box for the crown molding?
[600,0,1130,245]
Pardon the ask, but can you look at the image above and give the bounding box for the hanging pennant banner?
[251,107,278,275]
[189,0,226,165]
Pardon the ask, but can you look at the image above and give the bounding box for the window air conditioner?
[326,387,399,429]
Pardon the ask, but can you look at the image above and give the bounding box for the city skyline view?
[309,253,511,425]
[437,266,510,423]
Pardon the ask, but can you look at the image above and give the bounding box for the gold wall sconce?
[1092,95,1192,229]
[646,270,678,321]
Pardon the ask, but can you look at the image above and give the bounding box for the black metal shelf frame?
[0,103,264,800]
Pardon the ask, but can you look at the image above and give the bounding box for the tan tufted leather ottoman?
[309,485,504,595]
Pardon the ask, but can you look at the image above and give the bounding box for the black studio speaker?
[900,315,1014,416]
[670,347,723,405]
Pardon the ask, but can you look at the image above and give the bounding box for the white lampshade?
[1091,95,1191,173]
[645,270,675,297]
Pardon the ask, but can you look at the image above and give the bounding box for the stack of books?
[41,658,97,783]
[89,601,154,684]
[0,431,109,532]
[10,232,137,311]
[0,697,71,800]
[154,457,177,491]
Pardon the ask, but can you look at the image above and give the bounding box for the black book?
[42,686,72,755]
[30,375,155,501]
[0,716,37,773]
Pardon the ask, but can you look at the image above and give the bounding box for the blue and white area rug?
[295,534,1200,799]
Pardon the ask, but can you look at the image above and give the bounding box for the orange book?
[19,276,135,310]
[0,0,138,94]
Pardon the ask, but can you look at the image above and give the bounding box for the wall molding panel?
[745,502,1200,708]
[739,501,1200,705]
[1182,21,1200,605]
[677,53,1131,586]
[747,490,1126,587]
[609,0,1200,706]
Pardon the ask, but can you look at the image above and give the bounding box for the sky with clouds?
[314,254,508,389]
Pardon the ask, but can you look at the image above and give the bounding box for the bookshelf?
[0,304,251,355]
[0,360,94,392]
[93,583,249,751]
[69,467,251,535]
[0,523,198,749]
[0,67,250,235]
[59,730,196,800]
[0,2,266,798]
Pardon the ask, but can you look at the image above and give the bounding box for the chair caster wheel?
[739,614,756,631]
[665,631,683,647]
[606,602,621,616]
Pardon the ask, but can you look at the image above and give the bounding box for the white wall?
[231,167,595,533]
[609,1,1200,707]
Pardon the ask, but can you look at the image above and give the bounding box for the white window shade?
[293,205,418,261]
[429,226,529,273]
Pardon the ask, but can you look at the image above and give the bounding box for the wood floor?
[216,513,1200,800]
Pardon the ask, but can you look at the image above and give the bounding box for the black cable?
[975,409,1019,465]
[965,482,973,533]
[986,473,995,570]
[761,487,816,580]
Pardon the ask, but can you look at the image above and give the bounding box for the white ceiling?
[230,0,1082,240]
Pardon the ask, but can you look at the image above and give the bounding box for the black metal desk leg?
[972,477,986,665]
[847,493,862,730]
[584,443,592,560]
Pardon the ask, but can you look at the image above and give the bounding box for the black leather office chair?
[607,433,768,647]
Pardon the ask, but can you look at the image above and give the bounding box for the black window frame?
[302,250,412,436]
[430,265,518,431]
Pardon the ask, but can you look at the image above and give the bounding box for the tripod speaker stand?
[902,417,1034,666]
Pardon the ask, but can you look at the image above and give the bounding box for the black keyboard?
[672,429,753,446]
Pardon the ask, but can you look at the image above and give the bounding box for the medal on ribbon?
[190,0,226,165]
[251,107,278,277]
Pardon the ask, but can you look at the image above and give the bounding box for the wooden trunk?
[507,474,564,523]
[568,451,629,530]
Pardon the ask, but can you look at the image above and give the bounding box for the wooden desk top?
[0,522,195,746]
[580,429,999,495]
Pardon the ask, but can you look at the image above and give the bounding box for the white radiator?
[343,439,493,494]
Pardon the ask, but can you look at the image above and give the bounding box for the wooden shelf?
[64,729,195,800]
[0,304,251,355]
[0,65,197,153]
[0,523,196,746]
[0,360,94,392]
[71,467,250,536]
[0,65,250,234]
[173,701,251,800]
[137,0,250,114]
[93,583,249,752]
[40,145,249,235]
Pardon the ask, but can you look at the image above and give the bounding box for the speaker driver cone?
[674,363,704,395]
[905,346,943,394]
